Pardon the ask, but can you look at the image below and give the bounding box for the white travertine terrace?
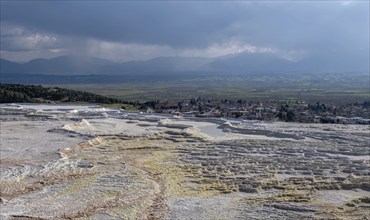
[0,104,369,219]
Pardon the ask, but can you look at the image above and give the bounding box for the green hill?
[0,84,122,104]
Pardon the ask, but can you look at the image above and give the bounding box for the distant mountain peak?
[1,52,368,75]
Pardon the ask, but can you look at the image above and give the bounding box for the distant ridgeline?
[0,84,122,104]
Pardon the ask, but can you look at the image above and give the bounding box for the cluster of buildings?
[144,98,370,124]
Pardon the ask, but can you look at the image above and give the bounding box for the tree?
[286,111,295,122]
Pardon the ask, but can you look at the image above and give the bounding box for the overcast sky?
[1,1,369,62]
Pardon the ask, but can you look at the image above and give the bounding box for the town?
[142,98,370,124]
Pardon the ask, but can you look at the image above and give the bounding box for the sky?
[0,1,369,62]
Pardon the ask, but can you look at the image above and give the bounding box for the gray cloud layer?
[1,1,368,62]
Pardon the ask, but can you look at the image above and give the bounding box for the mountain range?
[1,51,368,76]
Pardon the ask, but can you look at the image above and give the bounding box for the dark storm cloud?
[1,1,368,61]
[1,1,247,48]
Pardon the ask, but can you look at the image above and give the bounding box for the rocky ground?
[0,104,369,219]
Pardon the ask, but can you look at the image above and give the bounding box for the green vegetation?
[0,84,147,110]
[0,84,124,104]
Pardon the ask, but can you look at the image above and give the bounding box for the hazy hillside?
[25,56,116,74]
[202,50,369,74]
[0,59,23,74]
[1,56,116,75]
[1,52,368,76]
[100,56,212,75]
[202,52,296,74]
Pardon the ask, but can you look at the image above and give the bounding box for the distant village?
[2,84,369,125]
[142,98,370,124]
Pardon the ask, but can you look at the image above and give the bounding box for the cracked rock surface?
[1,104,369,219]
